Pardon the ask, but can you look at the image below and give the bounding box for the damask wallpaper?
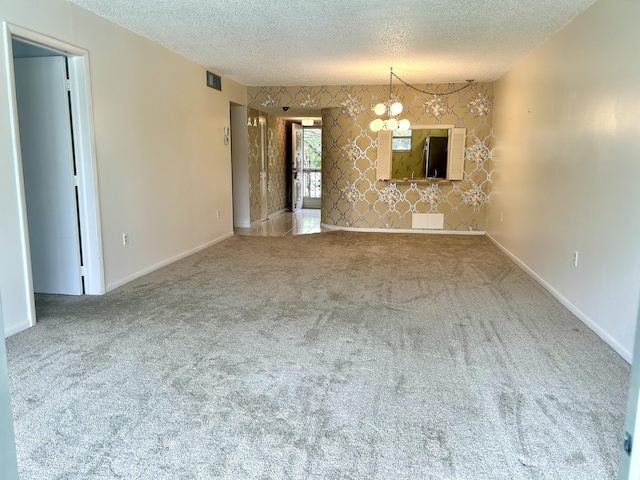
[248,82,493,232]
[247,108,289,224]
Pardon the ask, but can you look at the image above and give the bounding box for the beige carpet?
[6,231,630,479]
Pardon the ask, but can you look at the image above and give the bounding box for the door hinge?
[80,266,86,277]
[74,175,79,186]
[624,431,633,455]
[66,79,71,91]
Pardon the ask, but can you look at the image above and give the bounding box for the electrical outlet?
[122,233,129,246]
[216,209,221,218]
[573,251,579,267]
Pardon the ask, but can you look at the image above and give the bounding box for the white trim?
[486,233,632,363]
[106,232,234,292]
[67,56,105,294]
[320,223,485,235]
[3,23,36,330]
[4,320,31,338]
[410,124,456,130]
[302,198,321,209]
[6,24,87,56]
[3,23,106,303]
[236,209,308,229]
[269,208,288,218]
[249,209,286,228]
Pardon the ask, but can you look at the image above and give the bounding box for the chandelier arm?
[390,71,474,96]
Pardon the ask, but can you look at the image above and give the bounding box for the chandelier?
[369,68,476,133]
[369,67,410,133]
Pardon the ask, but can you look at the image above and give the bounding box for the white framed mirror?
[376,125,466,182]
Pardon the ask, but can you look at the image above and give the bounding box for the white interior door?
[619,302,640,479]
[14,56,83,295]
[292,123,303,211]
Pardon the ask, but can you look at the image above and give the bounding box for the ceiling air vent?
[206,71,221,91]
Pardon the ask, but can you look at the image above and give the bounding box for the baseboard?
[106,232,234,292]
[239,210,292,229]
[4,320,32,338]
[270,208,288,218]
[302,199,321,209]
[485,233,632,363]
[320,223,485,235]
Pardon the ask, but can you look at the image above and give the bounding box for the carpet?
[5,231,630,479]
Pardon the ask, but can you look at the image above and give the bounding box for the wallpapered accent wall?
[248,83,493,231]
[247,108,289,224]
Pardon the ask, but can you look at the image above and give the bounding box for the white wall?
[0,0,247,335]
[230,104,251,228]
[0,295,18,479]
[489,0,640,361]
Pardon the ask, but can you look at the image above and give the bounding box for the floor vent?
[412,213,444,229]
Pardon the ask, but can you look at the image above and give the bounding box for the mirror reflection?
[392,129,449,180]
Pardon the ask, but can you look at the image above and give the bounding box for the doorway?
[4,24,104,329]
[13,52,85,295]
[302,127,322,209]
[291,123,303,211]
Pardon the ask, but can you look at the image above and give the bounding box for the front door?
[14,56,83,295]
[291,123,303,211]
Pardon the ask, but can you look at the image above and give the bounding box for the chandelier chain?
[390,71,474,96]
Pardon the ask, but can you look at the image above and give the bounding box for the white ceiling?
[68,0,596,87]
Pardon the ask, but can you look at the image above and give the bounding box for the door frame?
[619,300,640,479]
[14,56,84,295]
[291,123,303,212]
[3,23,105,326]
[301,126,322,209]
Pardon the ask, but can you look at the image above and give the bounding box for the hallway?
[234,209,324,236]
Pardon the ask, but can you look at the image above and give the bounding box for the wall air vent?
[206,71,221,91]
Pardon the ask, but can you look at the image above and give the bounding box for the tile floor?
[234,209,325,236]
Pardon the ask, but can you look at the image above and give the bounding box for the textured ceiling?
[68,0,596,86]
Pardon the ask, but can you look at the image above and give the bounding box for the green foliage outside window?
[392,129,412,151]
[303,128,322,169]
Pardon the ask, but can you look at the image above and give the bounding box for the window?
[392,129,411,151]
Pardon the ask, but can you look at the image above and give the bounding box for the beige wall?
[249,83,493,231]
[489,0,640,360]
[0,0,247,335]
